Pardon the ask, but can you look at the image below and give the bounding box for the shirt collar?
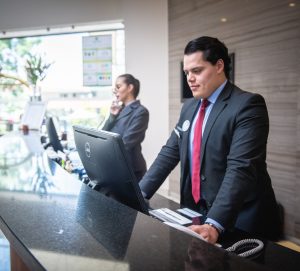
[125,99,138,107]
[204,80,227,104]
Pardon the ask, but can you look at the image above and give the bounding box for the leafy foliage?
[0,37,42,94]
[0,37,41,73]
[25,53,53,85]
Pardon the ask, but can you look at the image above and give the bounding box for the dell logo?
[85,142,91,158]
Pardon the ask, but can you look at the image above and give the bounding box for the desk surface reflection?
[0,131,300,271]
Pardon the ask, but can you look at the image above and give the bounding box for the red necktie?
[192,99,209,203]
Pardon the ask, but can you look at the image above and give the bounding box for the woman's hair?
[118,74,140,98]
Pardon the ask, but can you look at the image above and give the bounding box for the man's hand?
[188,224,219,244]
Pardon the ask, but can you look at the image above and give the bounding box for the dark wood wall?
[168,0,300,242]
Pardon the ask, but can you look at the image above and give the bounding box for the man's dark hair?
[184,36,231,79]
[118,73,140,98]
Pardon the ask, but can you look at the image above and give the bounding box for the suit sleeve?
[102,114,117,131]
[138,98,195,199]
[139,130,181,199]
[122,107,149,150]
[207,94,270,229]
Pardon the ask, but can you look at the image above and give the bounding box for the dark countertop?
[1,131,300,271]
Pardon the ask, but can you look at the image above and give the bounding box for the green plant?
[25,53,52,85]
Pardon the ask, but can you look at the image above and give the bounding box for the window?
[0,23,125,135]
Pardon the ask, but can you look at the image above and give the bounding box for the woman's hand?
[110,100,123,115]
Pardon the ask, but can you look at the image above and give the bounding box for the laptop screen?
[73,125,149,214]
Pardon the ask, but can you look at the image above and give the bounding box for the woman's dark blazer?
[102,100,149,181]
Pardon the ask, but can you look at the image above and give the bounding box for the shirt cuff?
[205,218,224,233]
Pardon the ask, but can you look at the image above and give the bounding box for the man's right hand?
[188,224,219,244]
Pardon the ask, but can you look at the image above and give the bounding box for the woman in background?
[102,74,149,181]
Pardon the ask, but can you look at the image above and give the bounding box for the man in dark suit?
[102,74,149,181]
[139,36,280,244]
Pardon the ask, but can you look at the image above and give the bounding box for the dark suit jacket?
[140,82,280,240]
[102,100,149,181]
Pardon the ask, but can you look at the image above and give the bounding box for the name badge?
[182,120,190,132]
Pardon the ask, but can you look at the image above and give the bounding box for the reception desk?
[1,131,300,271]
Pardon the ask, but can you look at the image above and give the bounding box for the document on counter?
[164,222,206,241]
[149,208,192,225]
[164,222,222,247]
[177,208,202,218]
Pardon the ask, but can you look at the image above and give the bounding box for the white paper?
[177,208,203,218]
[164,222,206,241]
[82,35,112,86]
[21,101,46,130]
[149,208,192,225]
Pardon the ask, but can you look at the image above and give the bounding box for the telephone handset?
[225,239,264,258]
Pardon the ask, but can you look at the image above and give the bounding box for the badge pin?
[182,120,190,132]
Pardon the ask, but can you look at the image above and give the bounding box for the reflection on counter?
[0,131,81,197]
[29,249,130,271]
[1,131,300,271]
[185,238,229,271]
[76,184,137,260]
[0,230,10,271]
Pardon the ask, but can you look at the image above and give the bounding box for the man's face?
[183,51,224,99]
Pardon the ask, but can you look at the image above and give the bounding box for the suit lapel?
[116,100,140,121]
[200,82,233,163]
